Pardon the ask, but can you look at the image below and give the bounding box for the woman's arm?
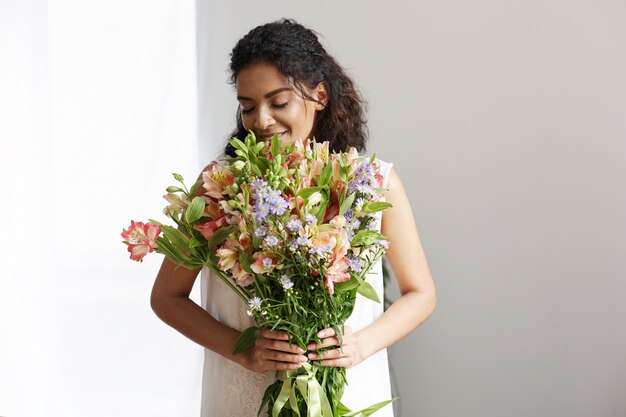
[307,167,437,366]
[150,165,307,373]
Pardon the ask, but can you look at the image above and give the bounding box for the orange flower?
[202,162,235,199]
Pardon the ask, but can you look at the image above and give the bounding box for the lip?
[257,131,287,141]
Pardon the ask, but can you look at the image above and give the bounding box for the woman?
[151,19,436,417]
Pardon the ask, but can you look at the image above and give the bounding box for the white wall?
[197,1,626,416]
[0,1,205,415]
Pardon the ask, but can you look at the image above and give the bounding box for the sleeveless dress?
[199,160,395,417]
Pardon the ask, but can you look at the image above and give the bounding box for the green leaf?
[343,398,396,416]
[361,201,393,214]
[156,237,190,265]
[238,250,254,274]
[333,279,360,293]
[207,225,235,248]
[160,225,190,251]
[228,137,249,154]
[270,133,281,158]
[357,281,381,303]
[188,237,204,249]
[339,193,355,216]
[340,167,349,183]
[317,160,333,187]
[351,230,385,247]
[188,179,204,198]
[296,187,323,200]
[233,326,257,354]
[184,196,205,224]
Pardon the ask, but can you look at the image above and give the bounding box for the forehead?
[236,61,291,97]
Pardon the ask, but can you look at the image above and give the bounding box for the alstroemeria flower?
[231,262,254,287]
[216,247,238,271]
[162,193,189,216]
[324,257,351,295]
[250,251,279,274]
[194,216,227,241]
[121,220,161,262]
[202,163,235,199]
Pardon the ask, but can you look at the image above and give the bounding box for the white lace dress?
[200,160,395,417]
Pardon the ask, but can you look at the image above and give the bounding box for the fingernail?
[307,344,315,350]
[298,348,305,354]
[299,356,308,362]
[318,331,325,337]
[308,353,317,359]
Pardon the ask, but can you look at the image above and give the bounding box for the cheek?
[286,106,315,131]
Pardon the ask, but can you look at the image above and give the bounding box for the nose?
[252,106,275,131]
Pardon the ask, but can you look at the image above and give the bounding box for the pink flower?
[202,163,235,200]
[194,216,227,241]
[121,220,161,262]
[331,227,350,261]
[231,262,254,287]
[324,257,351,294]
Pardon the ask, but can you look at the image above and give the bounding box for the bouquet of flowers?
[122,132,394,416]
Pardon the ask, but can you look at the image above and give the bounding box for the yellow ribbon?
[273,363,333,417]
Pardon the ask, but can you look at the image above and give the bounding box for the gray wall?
[197,1,626,416]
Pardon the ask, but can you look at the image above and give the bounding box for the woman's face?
[236,61,327,145]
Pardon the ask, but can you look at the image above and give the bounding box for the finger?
[307,347,343,361]
[256,338,306,354]
[314,357,353,368]
[308,337,342,351]
[260,329,290,340]
[262,350,309,364]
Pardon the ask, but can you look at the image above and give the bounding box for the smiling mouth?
[257,131,287,141]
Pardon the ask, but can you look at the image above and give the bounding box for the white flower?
[248,297,262,311]
[279,274,294,290]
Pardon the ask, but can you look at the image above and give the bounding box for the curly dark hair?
[224,18,368,156]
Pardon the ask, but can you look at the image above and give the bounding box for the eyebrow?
[237,87,291,102]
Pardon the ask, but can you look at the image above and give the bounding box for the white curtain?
[0,1,207,415]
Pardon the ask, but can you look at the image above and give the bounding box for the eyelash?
[240,102,288,114]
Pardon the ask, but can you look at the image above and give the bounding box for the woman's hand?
[306,326,364,368]
[241,329,309,373]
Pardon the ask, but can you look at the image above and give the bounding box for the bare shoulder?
[381,167,436,296]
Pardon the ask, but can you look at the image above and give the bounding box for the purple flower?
[264,235,279,247]
[347,256,362,272]
[295,235,308,247]
[254,202,269,223]
[267,196,289,216]
[305,213,317,224]
[380,240,390,249]
[286,219,302,233]
[309,245,332,255]
[250,178,266,191]
[254,226,267,238]
[262,258,273,268]
[347,161,377,197]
